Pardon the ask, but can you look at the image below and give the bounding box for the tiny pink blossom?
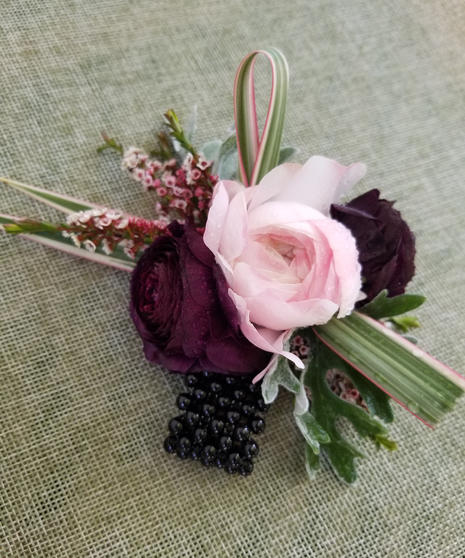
[152,178,161,188]
[153,219,168,230]
[183,153,194,168]
[163,173,176,188]
[173,199,187,210]
[164,158,177,169]
[142,175,154,188]
[156,187,168,197]
[182,189,193,200]
[194,187,204,198]
[191,168,202,181]
[173,186,184,196]
[133,168,145,182]
[197,158,210,171]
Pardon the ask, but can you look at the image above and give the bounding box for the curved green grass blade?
[0,177,104,214]
[234,47,289,186]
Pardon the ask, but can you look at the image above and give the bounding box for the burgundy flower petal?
[331,189,416,303]
[130,221,271,374]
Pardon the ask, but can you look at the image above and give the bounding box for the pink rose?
[204,156,366,377]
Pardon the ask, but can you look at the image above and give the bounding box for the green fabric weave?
[1,1,465,556]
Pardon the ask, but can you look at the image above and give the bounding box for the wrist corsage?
[2,48,464,484]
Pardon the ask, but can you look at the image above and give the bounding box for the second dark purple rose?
[330,189,416,303]
[130,220,271,375]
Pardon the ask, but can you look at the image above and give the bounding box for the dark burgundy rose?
[130,220,271,375]
[330,189,415,303]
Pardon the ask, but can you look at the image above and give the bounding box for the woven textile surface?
[1,1,465,556]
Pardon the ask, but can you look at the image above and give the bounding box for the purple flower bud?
[331,189,416,303]
[130,220,271,375]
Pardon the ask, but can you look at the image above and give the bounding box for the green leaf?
[294,411,330,453]
[97,133,123,155]
[360,290,426,319]
[305,443,320,480]
[234,48,289,185]
[375,435,398,451]
[314,312,465,426]
[0,177,103,214]
[278,146,298,164]
[390,316,421,332]
[218,133,237,159]
[304,334,390,484]
[218,151,238,180]
[261,355,300,404]
[200,140,222,166]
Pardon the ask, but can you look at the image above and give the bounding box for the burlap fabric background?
[1,1,465,556]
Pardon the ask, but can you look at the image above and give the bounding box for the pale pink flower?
[204,156,366,377]
[182,189,193,200]
[156,187,168,197]
[194,187,204,198]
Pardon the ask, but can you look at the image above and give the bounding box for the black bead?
[193,428,208,444]
[176,393,192,411]
[242,440,259,459]
[241,403,256,417]
[185,411,200,427]
[249,417,266,434]
[234,425,251,442]
[176,436,192,452]
[199,415,211,427]
[185,374,199,388]
[233,389,246,401]
[227,452,242,469]
[230,399,242,412]
[215,451,227,468]
[239,459,254,476]
[168,416,184,436]
[217,396,231,409]
[193,388,207,401]
[202,445,217,461]
[163,436,177,454]
[224,376,237,386]
[226,410,241,424]
[225,464,236,474]
[248,383,261,394]
[209,419,225,436]
[210,382,222,394]
[218,435,233,452]
[202,370,215,379]
[256,398,270,413]
[190,444,202,460]
[224,423,235,436]
[201,457,213,467]
[207,392,219,404]
[176,448,191,460]
[201,403,216,417]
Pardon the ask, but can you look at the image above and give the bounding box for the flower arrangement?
[2,48,464,483]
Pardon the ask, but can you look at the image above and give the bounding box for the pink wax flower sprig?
[3,208,168,260]
[121,147,217,227]
[99,109,219,228]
